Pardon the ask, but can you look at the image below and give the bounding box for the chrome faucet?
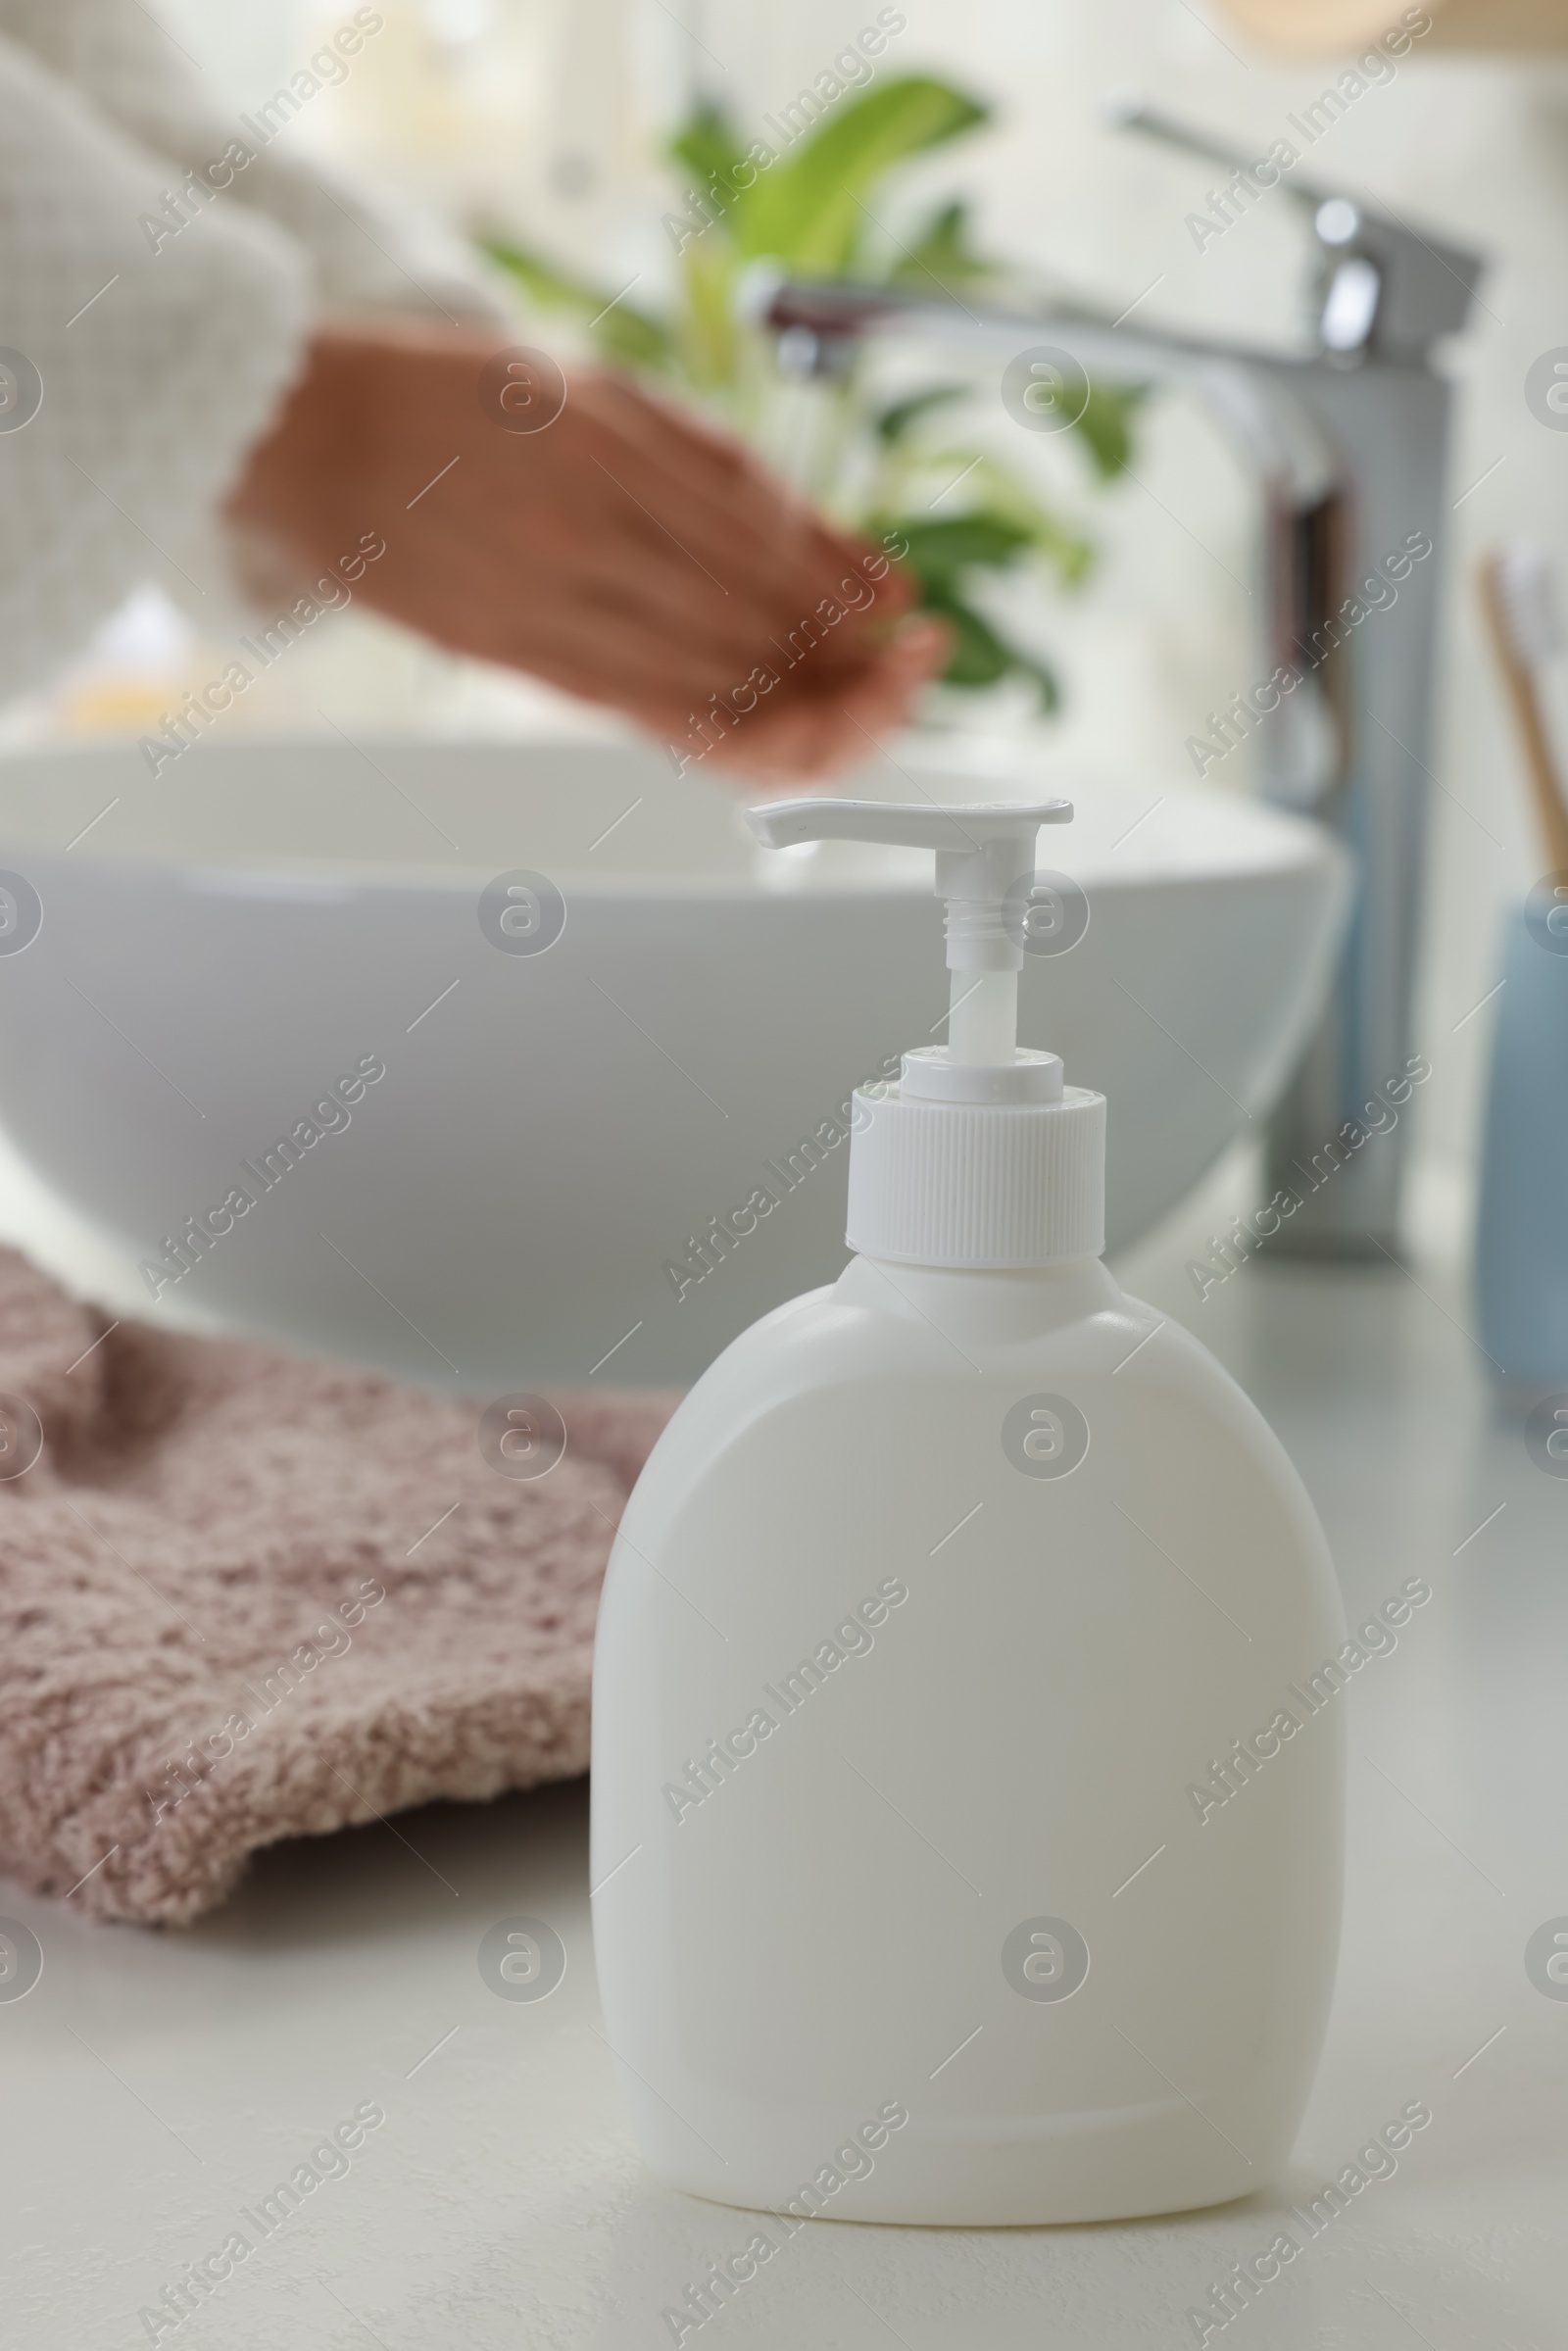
[760,104,1484,1256]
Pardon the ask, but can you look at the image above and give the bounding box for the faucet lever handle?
[1107,94,1484,355]
[1106,95,1271,185]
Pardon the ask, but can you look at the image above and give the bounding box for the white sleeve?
[0,28,313,705]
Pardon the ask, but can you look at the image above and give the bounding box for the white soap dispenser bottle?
[591,797,1346,2228]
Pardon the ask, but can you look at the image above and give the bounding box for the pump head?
[747,794,1103,1267]
[748,796,1073,1098]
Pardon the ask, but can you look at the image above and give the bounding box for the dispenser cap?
[748,796,1105,1269]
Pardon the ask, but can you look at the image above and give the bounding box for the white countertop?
[3,1153,1563,2350]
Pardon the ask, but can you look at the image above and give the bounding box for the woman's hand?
[225,321,947,781]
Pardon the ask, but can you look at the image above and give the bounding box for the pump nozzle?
[747,795,1102,1267]
[747,796,1073,1080]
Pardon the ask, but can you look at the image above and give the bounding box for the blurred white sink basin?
[0,734,1347,1387]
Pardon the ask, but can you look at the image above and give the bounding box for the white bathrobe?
[0,0,501,703]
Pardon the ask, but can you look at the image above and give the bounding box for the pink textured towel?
[0,1249,676,1926]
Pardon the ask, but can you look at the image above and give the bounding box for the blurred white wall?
[123,4,1568,1193]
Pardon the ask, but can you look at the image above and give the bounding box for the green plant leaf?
[903,452,1096,586]
[1005,645,1061,710]
[873,383,968,445]
[929,593,1009,684]
[675,240,741,388]
[892,511,1035,584]
[479,235,675,371]
[884,509,1065,708]
[732,76,990,272]
[1069,380,1148,480]
[921,591,1059,707]
[887,198,993,292]
[1017,506,1094,588]
[668,99,752,195]
[593,304,677,372]
[480,234,602,311]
